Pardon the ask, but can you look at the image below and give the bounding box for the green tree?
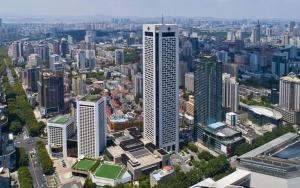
[36,141,55,175]
[9,120,22,134]
[16,148,29,167]
[187,142,198,153]
[83,178,96,188]
[198,151,215,161]
[234,143,253,156]
[18,166,33,188]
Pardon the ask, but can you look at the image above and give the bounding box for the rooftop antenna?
[162,13,164,25]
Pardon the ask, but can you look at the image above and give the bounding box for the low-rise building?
[72,159,132,186]
[108,116,143,132]
[198,122,245,157]
[150,166,175,187]
[240,103,283,126]
[190,169,251,188]
[237,132,300,188]
[106,128,170,179]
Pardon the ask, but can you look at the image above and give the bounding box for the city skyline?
[1,1,300,187]
[1,0,300,20]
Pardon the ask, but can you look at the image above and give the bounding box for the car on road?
[61,160,66,167]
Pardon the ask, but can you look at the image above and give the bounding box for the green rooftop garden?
[82,95,100,102]
[48,115,71,125]
[73,159,97,171]
[93,163,124,179]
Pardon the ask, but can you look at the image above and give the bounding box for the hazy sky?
[0,0,300,19]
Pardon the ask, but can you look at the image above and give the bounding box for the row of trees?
[18,166,33,188]
[36,141,55,175]
[0,47,44,136]
[16,148,29,167]
[235,123,295,156]
[240,96,272,108]
[1,47,35,187]
[16,147,33,188]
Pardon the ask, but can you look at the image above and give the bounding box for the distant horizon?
[1,0,300,21]
[0,14,299,24]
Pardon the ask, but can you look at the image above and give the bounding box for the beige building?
[185,72,194,93]
[106,128,170,179]
[186,95,194,117]
[279,73,300,112]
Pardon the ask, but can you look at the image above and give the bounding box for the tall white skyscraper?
[143,24,179,152]
[279,73,300,112]
[77,96,106,158]
[222,73,239,113]
[50,54,60,71]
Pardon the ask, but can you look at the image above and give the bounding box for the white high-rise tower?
[77,95,106,158]
[222,73,239,113]
[279,73,300,112]
[143,24,179,152]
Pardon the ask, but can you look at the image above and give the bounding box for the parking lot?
[53,157,85,185]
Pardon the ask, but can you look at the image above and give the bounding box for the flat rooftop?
[281,73,300,83]
[107,145,163,169]
[152,166,174,181]
[73,159,97,171]
[81,95,100,102]
[93,162,124,179]
[273,140,300,160]
[237,132,300,178]
[206,122,239,137]
[48,115,72,125]
[240,132,298,159]
[191,169,250,188]
[248,105,282,120]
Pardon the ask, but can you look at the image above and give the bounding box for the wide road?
[4,59,15,85]
[15,128,48,188]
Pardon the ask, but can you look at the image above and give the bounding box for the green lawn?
[74,159,97,171]
[94,163,123,179]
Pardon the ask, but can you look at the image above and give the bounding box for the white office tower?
[115,49,124,65]
[47,115,75,158]
[27,54,41,67]
[143,24,179,152]
[77,96,106,158]
[77,50,86,70]
[50,54,60,71]
[279,73,300,112]
[222,73,239,112]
